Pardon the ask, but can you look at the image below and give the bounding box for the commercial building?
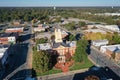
[99,25,120,33]
[5,27,24,33]
[33,24,49,32]
[0,33,18,44]
[92,39,109,47]
[100,45,120,63]
[95,13,120,16]
[84,29,106,34]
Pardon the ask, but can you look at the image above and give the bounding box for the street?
[0,25,33,80]
[44,66,120,80]
[89,46,120,78]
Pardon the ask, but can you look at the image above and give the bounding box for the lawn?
[35,68,62,76]
[70,58,93,71]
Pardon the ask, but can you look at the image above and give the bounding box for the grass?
[70,58,93,71]
[36,68,62,76]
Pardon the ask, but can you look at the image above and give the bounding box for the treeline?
[0,8,54,23]
[0,7,120,24]
[56,7,120,24]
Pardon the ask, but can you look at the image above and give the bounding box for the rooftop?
[37,43,52,51]
[115,49,120,54]
[0,44,10,49]
[92,39,108,43]
[67,41,76,47]
[84,29,106,34]
[0,33,18,37]
[53,42,68,48]
[100,44,120,53]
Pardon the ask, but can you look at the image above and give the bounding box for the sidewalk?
[37,68,88,80]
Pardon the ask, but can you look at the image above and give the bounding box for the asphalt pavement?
[89,46,120,78]
[0,25,33,80]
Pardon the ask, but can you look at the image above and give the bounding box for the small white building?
[92,39,109,47]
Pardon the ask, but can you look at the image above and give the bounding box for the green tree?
[51,35,55,42]
[74,39,88,62]
[36,38,48,44]
[112,33,120,44]
[64,21,75,31]
[69,34,75,41]
[33,50,51,72]
[78,21,86,27]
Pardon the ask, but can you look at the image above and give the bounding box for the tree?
[36,38,48,44]
[112,33,120,44]
[64,21,75,31]
[33,50,51,72]
[78,21,86,27]
[73,39,88,62]
[51,35,55,42]
[24,15,29,21]
[69,34,75,41]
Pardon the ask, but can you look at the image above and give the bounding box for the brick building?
[37,28,76,63]
[5,27,24,33]
[100,45,120,63]
[0,33,18,44]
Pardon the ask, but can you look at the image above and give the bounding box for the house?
[92,39,109,47]
[5,27,24,33]
[0,33,19,44]
[0,45,10,68]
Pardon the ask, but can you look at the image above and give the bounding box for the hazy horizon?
[0,0,120,7]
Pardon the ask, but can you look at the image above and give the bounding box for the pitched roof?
[52,42,68,48]
[37,43,52,51]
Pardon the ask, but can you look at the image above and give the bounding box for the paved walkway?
[37,68,88,80]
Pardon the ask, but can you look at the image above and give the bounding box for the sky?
[0,0,120,7]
